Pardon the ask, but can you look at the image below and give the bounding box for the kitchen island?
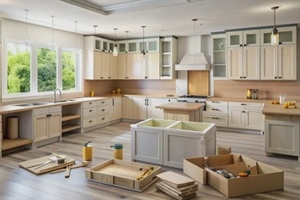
[262,102,300,161]
[155,102,205,122]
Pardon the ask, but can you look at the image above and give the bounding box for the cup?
[279,94,285,104]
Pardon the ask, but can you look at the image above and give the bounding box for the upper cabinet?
[212,33,227,79]
[160,37,178,79]
[261,26,297,80]
[227,30,260,80]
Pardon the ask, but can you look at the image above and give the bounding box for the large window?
[3,40,82,100]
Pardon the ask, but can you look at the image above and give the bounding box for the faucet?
[53,88,62,103]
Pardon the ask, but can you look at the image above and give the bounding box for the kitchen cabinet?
[160,37,177,79]
[111,97,122,122]
[261,44,296,80]
[132,97,147,120]
[212,33,227,79]
[61,103,81,133]
[147,98,164,119]
[265,118,299,158]
[204,100,228,127]
[117,53,142,79]
[142,52,160,79]
[227,30,260,80]
[122,96,133,119]
[82,101,98,128]
[97,99,111,125]
[260,26,297,45]
[228,102,263,131]
[33,106,61,143]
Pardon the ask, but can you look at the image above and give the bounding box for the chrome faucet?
[53,88,62,103]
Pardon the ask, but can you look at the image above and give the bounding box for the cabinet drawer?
[229,102,262,109]
[49,106,61,113]
[98,105,111,116]
[205,106,228,115]
[33,108,48,115]
[203,116,228,127]
[98,99,111,106]
[206,101,228,107]
[83,107,97,117]
[83,101,98,108]
[83,117,98,128]
[98,115,110,124]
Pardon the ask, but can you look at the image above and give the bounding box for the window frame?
[2,39,82,102]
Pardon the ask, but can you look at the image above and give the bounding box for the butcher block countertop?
[208,97,269,103]
[156,102,204,111]
[262,102,300,116]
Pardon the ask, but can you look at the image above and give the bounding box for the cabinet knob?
[102,109,105,111]
[239,44,243,47]
[212,101,219,103]
[244,44,247,46]
[212,108,220,111]
[212,117,219,120]
[89,120,93,123]
[46,114,52,117]
[241,103,246,106]
[100,77,103,79]
[89,110,93,112]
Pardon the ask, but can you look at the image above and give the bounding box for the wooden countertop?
[262,102,300,116]
[208,97,270,103]
[155,102,204,111]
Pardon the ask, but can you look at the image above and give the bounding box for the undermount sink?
[16,102,51,107]
[52,99,75,103]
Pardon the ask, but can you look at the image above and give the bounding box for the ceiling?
[0,0,300,40]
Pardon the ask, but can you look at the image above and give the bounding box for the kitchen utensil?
[65,165,71,178]
[50,161,88,174]
[31,156,57,169]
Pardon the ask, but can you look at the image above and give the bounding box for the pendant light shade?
[113,28,118,56]
[271,6,279,45]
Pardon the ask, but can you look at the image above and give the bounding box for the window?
[7,43,31,94]
[3,40,82,100]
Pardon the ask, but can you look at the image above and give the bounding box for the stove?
[177,95,211,111]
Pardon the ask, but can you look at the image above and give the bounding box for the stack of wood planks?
[156,171,198,200]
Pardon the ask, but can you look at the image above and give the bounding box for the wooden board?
[2,138,32,150]
[86,159,161,192]
[156,171,195,188]
[188,71,209,96]
[156,182,197,200]
[19,154,75,175]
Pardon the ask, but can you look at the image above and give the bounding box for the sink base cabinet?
[265,115,300,160]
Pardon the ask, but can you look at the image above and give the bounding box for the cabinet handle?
[239,44,243,47]
[212,101,219,103]
[279,42,282,45]
[112,98,115,106]
[101,117,105,120]
[89,110,93,112]
[89,102,92,105]
[241,103,246,106]
[102,109,105,111]
[108,77,111,79]
[46,114,52,117]
[212,108,220,111]
[168,99,171,102]
[240,76,243,79]
[278,76,282,79]
[145,76,148,79]
[101,101,105,104]
[242,111,246,113]
[244,44,247,46]
[100,77,103,79]
[212,117,219,119]
[89,120,93,123]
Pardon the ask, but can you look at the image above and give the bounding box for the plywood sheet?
[188,71,209,95]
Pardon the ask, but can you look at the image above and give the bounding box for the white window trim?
[2,39,83,103]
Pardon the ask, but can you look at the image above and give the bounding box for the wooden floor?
[1,122,300,200]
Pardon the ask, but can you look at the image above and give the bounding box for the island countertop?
[262,102,300,116]
[155,102,205,111]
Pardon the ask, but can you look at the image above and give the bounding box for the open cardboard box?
[183,154,284,198]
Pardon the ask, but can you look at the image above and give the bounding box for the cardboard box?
[183,154,284,198]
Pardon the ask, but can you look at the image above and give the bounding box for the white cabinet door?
[33,115,48,142]
[147,52,160,79]
[117,54,127,79]
[109,54,118,79]
[122,96,133,119]
[48,113,61,138]
[111,97,122,121]
[132,97,147,120]
[227,47,242,79]
[147,98,164,119]
[265,119,299,156]
[245,110,263,130]
[243,46,260,80]
[228,108,244,128]
[127,54,144,79]
[261,45,277,80]
[93,51,102,79]
[278,45,296,80]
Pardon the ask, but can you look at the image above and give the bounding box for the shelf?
[162,52,171,55]
[162,65,171,67]
[2,138,32,151]
[213,50,226,53]
[62,114,81,122]
[62,124,81,133]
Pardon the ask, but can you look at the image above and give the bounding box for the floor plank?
[0,122,300,200]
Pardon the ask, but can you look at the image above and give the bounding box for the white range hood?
[175,52,210,71]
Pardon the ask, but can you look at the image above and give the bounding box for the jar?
[83,141,93,161]
[252,89,258,99]
[246,89,252,99]
[111,144,123,160]
[90,91,94,97]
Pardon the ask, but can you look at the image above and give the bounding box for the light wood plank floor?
[1,122,300,200]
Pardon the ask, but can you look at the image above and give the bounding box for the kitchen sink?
[16,102,51,107]
[52,99,75,103]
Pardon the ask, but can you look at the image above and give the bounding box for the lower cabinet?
[33,106,61,142]
[204,101,228,127]
[111,97,122,121]
[98,99,111,124]
[265,119,299,157]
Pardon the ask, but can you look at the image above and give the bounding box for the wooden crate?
[86,159,161,192]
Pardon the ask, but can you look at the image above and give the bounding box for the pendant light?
[271,6,279,45]
[141,26,147,56]
[192,18,197,56]
[74,21,77,47]
[24,9,30,45]
[113,28,118,56]
[51,15,55,45]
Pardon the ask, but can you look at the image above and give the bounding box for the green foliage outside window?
[62,51,76,90]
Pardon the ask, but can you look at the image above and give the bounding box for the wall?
[214,28,300,100]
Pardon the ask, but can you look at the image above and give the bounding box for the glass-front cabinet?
[212,33,226,79]
[227,30,260,47]
[260,26,297,45]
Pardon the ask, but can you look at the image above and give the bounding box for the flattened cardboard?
[183,153,284,198]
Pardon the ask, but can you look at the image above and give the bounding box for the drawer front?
[229,102,262,109]
[206,106,228,115]
[83,117,98,128]
[83,107,97,117]
[98,105,111,116]
[33,108,48,115]
[206,101,228,107]
[203,116,228,127]
[98,114,110,124]
[83,101,98,108]
[98,99,111,106]
[49,106,61,114]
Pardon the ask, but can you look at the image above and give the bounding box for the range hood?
[175,53,210,71]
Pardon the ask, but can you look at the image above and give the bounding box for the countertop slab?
[155,102,204,111]
[262,102,300,116]
[208,97,270,103]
